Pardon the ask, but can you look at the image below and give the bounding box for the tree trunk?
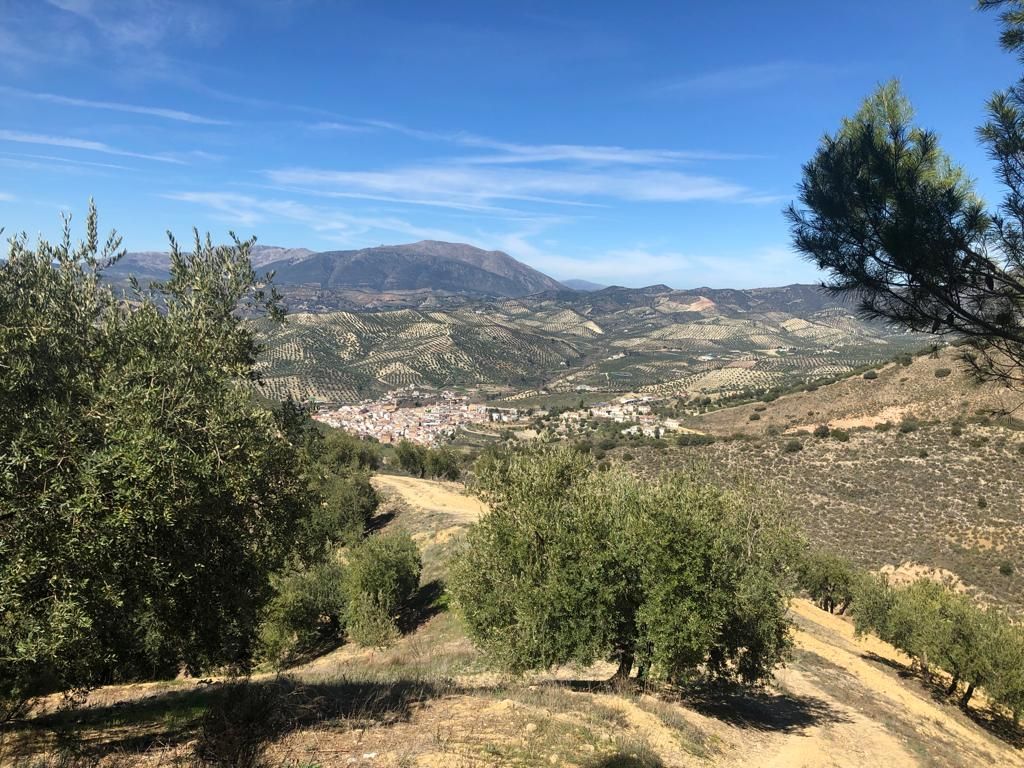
[960,682,976,709]
[946,674,960,697]
[613,650,634,681]
[635,658,651,685]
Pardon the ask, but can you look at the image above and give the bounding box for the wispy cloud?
[349,118,753,165]
[655,61,813,94]
[308,121,374,133]
[164,191,473,245]
[0,192,15,202]
[266,164,752,211]
[0,86,230,125]
[0,150,137,171]
[0,129,185,164]
[45,0,224,49]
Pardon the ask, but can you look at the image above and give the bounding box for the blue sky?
[0,1,1018,288]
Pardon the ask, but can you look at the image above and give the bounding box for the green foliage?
[677,432,715,447]
[297,470,379,558]
[789,48,1024,389]
[797,550,857,614]
[749,413,761,421]
[935,368,953,378]
[0,205,312,709]
[425,446,461,480]
[899,417,920,434]
[862,370,878,380]
[343,532,422,647]
[783,439,803,453]
[320,430,381,472]
[394,440,461,480]
[451,447,796,685]
[851,574,1024,710]
[259,561,347,665]
[831,428,850,442]
[813,424,830,438]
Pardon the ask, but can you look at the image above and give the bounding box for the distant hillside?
[105,244,313,281]
[110,240,564,299]
[254,283,925,403]
[621,346,1024,612]
[562,278,606,291]
[264,241,563,298]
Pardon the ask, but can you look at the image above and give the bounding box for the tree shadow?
[10,674,458,763]
[401,579,447,633]
[584,752,665,768]
[560,677,849,734]
[678,680,850,733]
[365,509,397,534]
[860,650,916,679]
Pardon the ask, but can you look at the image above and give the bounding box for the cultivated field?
[253,286,925,404]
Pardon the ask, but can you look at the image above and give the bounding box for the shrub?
[951,421,964,437]
[260,560,347,664]
[1000,561,1015,577]
[299,471,378,556]
[918,449,929,459]
[898,417,919,433]
[863,370,878,380]
[395,441,461,480]
[320,430,380,472]
[424,447,461,481]
[813,424,830,438]
[783,439,803,453]
[677,433,715,447]
[934,368,953,378]
[749,413,761,421]
[754,405,767,412]
[874,421,893,432]
[344,532,422,647]
[621,452,635,462]
[978,496,988,509]
[452,448,796,685]
[832,429,850,442]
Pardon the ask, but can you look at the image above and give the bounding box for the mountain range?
[110,240,565,298]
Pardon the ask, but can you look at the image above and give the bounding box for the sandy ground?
[371,474,488,524]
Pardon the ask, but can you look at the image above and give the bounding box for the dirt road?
[371,474,487,524]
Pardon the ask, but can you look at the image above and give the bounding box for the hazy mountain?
[264,241,564,297]
[105,245,314,281]
[111,240,564,298]
[562,278,606,291]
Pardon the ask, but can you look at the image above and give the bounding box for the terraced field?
[253,308,585,402]
[254,285,927,403]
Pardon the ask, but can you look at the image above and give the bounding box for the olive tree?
[0,204,312,713]
[450,447,796,685]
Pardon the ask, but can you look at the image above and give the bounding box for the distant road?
[371,475,487,524]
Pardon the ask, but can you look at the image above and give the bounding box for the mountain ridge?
[108,239,565,299]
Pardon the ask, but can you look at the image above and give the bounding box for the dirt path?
[371,474,488,524]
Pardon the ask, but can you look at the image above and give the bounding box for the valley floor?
[4,475,1021,767]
